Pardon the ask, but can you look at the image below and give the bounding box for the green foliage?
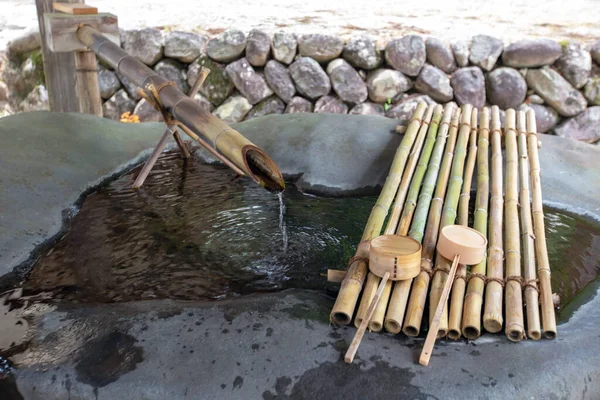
[383,98,392,112]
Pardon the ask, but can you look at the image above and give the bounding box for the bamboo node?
[454,274,467,283]
[459,122,472,129]
[408,117,423,125]
[433,265,451,275]
[505,249,521,256]
[487,276,505,287]
[505,276,524,285]
[523,279,539,293]
[420,265,433,277]
[348,255,369,267]
[439,121,450,128]
[467,272,487,283]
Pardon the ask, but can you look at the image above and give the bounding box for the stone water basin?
[0,112,599,399]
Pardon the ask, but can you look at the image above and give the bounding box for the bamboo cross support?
[526,110,557,339]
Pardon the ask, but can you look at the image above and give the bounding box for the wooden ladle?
[345,235,421,363]
[419,225,487,366]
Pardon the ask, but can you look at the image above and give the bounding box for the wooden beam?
[75,50,103,116]
[44,13,119,52]
[53,2,98,14]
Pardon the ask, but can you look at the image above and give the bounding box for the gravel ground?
[1,0,599,50]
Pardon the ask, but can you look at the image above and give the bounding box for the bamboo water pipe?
[330,103,427,325]
[428,104,472,338]
[504,109,525,342]
[517,111,542,340]
[383,104,449,334]
[483,106,504,333]
[526,110,557,339]
[447,108,478,340]
[363,104,436,332]
[402,107,461,337]
[76,25,285,192]
[461,108,490,340]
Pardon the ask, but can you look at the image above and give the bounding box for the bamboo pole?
[429,104,472,339]
[383,104,449,334]
[447,108,478,340]
[402,107,461,337]
[461,108,490,340]
[483,106,504,333]
[363,104,436,331]
[330,102,428,325]
[504,109,526,342]
[527,110,557,339]
[517,111,542,340]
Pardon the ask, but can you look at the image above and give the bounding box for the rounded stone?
[97,67,121,100]
[271,33,297,65]
[297,34,344,63]
[385,35,426,77]
[555,43,592,89]
[469,35,503,71]
[187,55,234,107]
[414,64,453,103]
[154,59,189,93]
[289,57,331,100]
[583,77,600,106]
[314,95,348,114]
[206,29,247,63]
[246,29,271,67]
[133,99,162,123]
[103,89,135,120]
[450,67,486,108]
[123,29,164,66]
[342,36,382,70]
[520,103,560,133]
[349,102,385,116]
[486,67,527,110]
[264,60,296,103]
[284,96,313,114]
[225,58,273,105]
[501,39,562,68]
[365,69,412,104]
[451,40,470,68]
[326,59,368,104]
[554,106,600,143]
[526,67,587,117]
[426,38,457,74]
[385,94,436,120]
[212,95,253,123]
[591,40,600,65]
[245,96,285,120]
[164,31,207,63]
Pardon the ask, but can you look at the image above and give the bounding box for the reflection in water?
[24,151,599,313]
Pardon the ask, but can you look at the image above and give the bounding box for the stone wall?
[2,29,600,143]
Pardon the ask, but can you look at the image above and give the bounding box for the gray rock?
[245,96,285,120]
[486,67,527,110]
[519,103,560,133]
[526,67,587,117]
[6,30,41,57]
[0,101,14,117]
[154,59,189,93]
[469,35,503,71]
[527,94,545,104]
[426,38,457,74]
[193,93,213,112]
[314,95,348,114]
[583,77,600,106]
[98,67,121,100]
[289,57,331,100]
[206,29,246,63]
[349,102,385,116]
[554,106,600,143]
[19,85,48,112]
[297,34,344,63]
[365,69,412,103]
[451,40,470,68]
[133,99,162,123]
[264,60,295,103]
[0,81,9,102]
[385,35,426,77]
[102,89,135,120]
[342,36,382,70]
[326,59,368,104]
[123,29,164,66]
[386,94,436,120]
[225,58,273,105]
[187,55,234,106]
[212,95,253,123]
[555,43,592,89]
[414,64,453,103]
[246,29,271,67]
[164,31,207,63]
[284,96,313,113]
[450,67,486,108]
[501,39,562,68]
[271,33,297,65]
[116,73,141,101]
[591,40,600,65]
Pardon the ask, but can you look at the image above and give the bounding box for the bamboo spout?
[76,25,285,193]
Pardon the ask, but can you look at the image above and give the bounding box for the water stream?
[278,191,288,252]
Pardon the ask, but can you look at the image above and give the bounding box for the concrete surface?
[0,111,599,399]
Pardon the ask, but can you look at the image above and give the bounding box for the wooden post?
[36,0,102,115]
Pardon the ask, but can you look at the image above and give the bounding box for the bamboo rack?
[329,104,558,353]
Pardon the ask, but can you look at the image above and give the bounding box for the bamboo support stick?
[483,106,504,333]
[504,109,526,342]
[447,108,478,340]
[527,110,557,339]
[354,272,380,327]
[517,111,542,340]
[383,104,449,334]
[461,108,490,340]
[429,104,472,339]
[402,107,461,337]
[330,102,427,325]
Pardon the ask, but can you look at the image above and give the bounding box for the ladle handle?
[419,254,460,366]
[345,271,390,364]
